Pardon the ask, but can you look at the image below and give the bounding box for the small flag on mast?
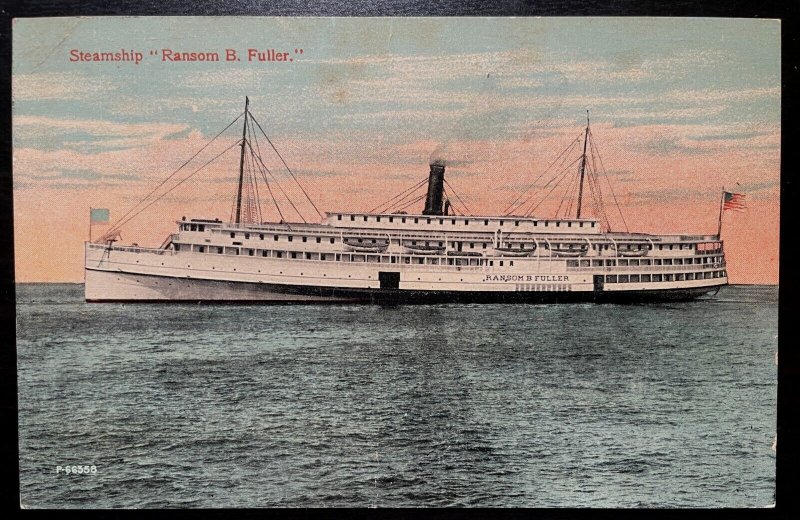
[89,208,111,243]
[722,191,746,212]
[90,208,110,223]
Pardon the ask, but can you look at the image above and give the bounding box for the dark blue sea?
[16,283,777,508]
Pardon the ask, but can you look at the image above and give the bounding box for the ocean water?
[16,284,777,508]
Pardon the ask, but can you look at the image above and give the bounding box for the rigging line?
[581,170,593,221]
[445,184,470,216]
[387,186,427,213]
[516,164,569,219]
[229,186,236,223]
[250,139,263,224]
[449,196,466,217]
[443,179,472,215]
[593,153,612,229]
[242,135,254,223]
[248,143,287,224]
[248,122,287,224]
[505,143,583,216]
[584,162,603,224]
[567,156,586,219]
[589,128,619,230]
[243,124,254,222]
[248,140,307,224]
[502,136,580,215]
[241,144,251,222]
[580,151,597,217]
[587,134,608,220]
[247,138,263,223]
[115,139,244,232]
[446,198,463,216]
[503,136,581,215]
[248,140,304,224]
[586,142,611,230]
[382,181,429,213]
[566,166,582,219]
[249,113,323,219]
[522,161,577,218]
[585,162,600,218]
[589,129,628,232]
[247,121,278,219]
[107,111,244,234]
[557,163,579,219]
[448,196,467,216]
[379,181,427,213]
[244,123,265,223]
[586,143,603,218]
[588,157,611,230]
[442,186,465,216]
[521,163,574,219]
[370,177,429,213]
[523,152,583,215]
[393,194,426,213]
[394,193,427,213]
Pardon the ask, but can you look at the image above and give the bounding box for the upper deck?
[324,212,603,235]
[171,216,721,253]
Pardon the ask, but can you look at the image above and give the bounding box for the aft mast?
[234,96,250,224]
[576,110,590,219]
[716,186,726,238]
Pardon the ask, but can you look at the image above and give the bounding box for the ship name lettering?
[482,275,570,282]
[161,49,220,62]
[248,48,290,62]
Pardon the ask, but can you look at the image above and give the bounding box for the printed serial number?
[56,465,97,475]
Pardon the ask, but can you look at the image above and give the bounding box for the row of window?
[175,243,722,268]
[606,271,726,283]
[336,214,597,228]
[212,231,713,255]
[568,256,722,268]
[174,244,520,267]
[587,243,716,251]
[215,233,712,257]
[181,223,207,232]
[225,232,338,244]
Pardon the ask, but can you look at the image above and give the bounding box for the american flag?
[723,191,746,212]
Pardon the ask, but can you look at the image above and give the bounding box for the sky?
[12,17,780,283]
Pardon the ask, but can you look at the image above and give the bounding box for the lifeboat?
[343,237,389,252]
[494,244,536,256]
[403,241,445,254]
[550,246,588,258]
[446,250,483,257]
[617,247,649,257]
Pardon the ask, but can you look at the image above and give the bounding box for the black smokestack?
[423,159,446,215]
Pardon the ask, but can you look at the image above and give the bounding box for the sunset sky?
[12,17,780,283]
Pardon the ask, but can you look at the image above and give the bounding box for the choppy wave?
[16,283,777,508]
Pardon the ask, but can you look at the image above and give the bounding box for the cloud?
[14,114,188,138]
[660,86,780,103]
[308,47,732,97]
[12,72,116,101]
[105,94,238,118]
[13,114,193,151]
[177,67,279,89]
[12,129,242,191]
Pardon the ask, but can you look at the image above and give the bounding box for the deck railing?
[566,263,724,273]
[86,243,175,255]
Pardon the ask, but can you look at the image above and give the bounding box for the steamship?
[84,99,728,303]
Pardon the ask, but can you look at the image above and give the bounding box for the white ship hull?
[84,241,727,303]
